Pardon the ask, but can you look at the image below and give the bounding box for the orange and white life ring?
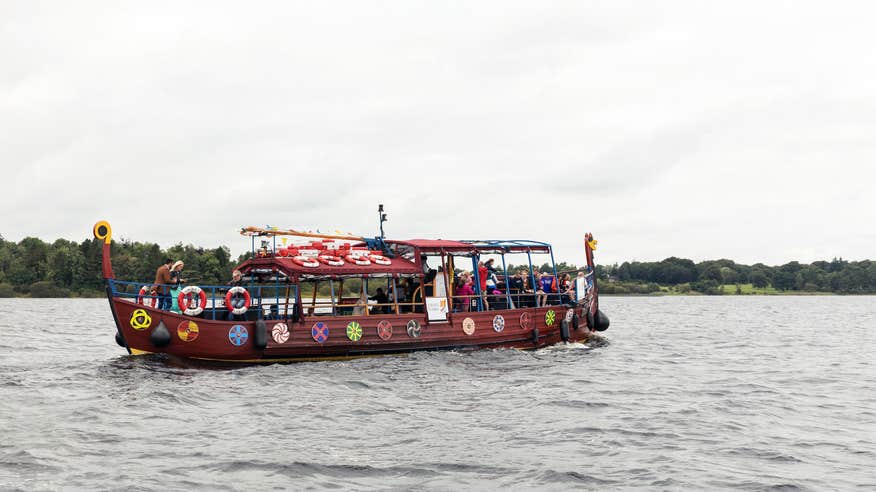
[178,285,207,316]
[224,286,251,315]
[317,255,345,266]
[369,254,391,266]
[292,256,320,268]
[345,254,371,266]
[137,286,158,307]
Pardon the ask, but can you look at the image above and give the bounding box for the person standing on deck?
[150,258,173,310]
[477,260,490,310]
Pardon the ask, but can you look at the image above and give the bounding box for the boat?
[93,214,609,363]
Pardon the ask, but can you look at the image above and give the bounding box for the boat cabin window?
[296,275,425,318]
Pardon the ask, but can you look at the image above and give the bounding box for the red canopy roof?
[393,239,476,252]
[237,256,421,278]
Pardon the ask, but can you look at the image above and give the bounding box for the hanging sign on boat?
[544,310,556,327]
[425,297,448,321]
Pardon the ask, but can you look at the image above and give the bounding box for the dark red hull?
[111,296,597,362]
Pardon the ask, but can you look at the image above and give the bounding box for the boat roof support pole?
[549,246,559,304]
[391,277,399,315]
[329,279,336,317]
[471,255,483,312]
[439,251,449,311]
[500,251,512,309]
[526,250,536,302]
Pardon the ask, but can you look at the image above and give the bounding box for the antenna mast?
[378,204,388,239]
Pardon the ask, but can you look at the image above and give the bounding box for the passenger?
[169,261,186,288]
[539,272,557,306]
[226,270,246,321]
[477,261,490,310]
[150,258,173,310]
[521,272,535,307]
[229,269,244,287]
[352,292,368,316]
[560,273,573,304]
[168,261,186,313]
[369,288,390,314]
[455,273,475,312]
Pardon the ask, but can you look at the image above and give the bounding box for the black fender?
[531,328,539,344]
[150,321,171,347]
[595,310,610,331]
[254,319,268,349]
[560,319,570,342]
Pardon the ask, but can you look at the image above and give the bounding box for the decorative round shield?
[565,308,575,323]
[272,322,290,344]
[228,325,248,346]
[406,319,421,338]
[462,317,475,336]
[492,315,505,333]
[130,309,152,331]
[311,322,329,343]
[346,321,363,342]
[177,320,199,342]
[377,320,393,340]
[545,310,556,327]
[519,311,531,330]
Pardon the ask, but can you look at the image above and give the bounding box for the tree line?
[595,256,876,294]
[0,234,873,297]
[0,235,237,298]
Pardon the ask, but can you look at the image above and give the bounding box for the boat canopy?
[392,239,552,255]
[237,256,421,278]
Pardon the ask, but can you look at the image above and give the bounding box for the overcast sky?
[2,1,874,266]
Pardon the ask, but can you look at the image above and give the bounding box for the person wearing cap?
[151,258,173,310]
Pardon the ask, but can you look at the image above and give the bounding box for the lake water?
[1,296,874,490]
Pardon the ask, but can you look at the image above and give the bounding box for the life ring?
[317,255,345,266]
[369,254,391,266]
[224,286,251,315]
[137,286,157,307]
[345,254,371,266]
[178,285,207,316]
[292,256,319,268]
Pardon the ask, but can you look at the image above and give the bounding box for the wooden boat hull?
[111,296,597,362]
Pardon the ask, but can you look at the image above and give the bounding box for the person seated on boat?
[535,271,547,307]
[454,273,475,312]
[538,272,557,306]
[487,286,507,310]
[150,258,173,310]
[508,271,524,307]
[369,288,390,314]
[560,273,573,304]
[352,292,368,316]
